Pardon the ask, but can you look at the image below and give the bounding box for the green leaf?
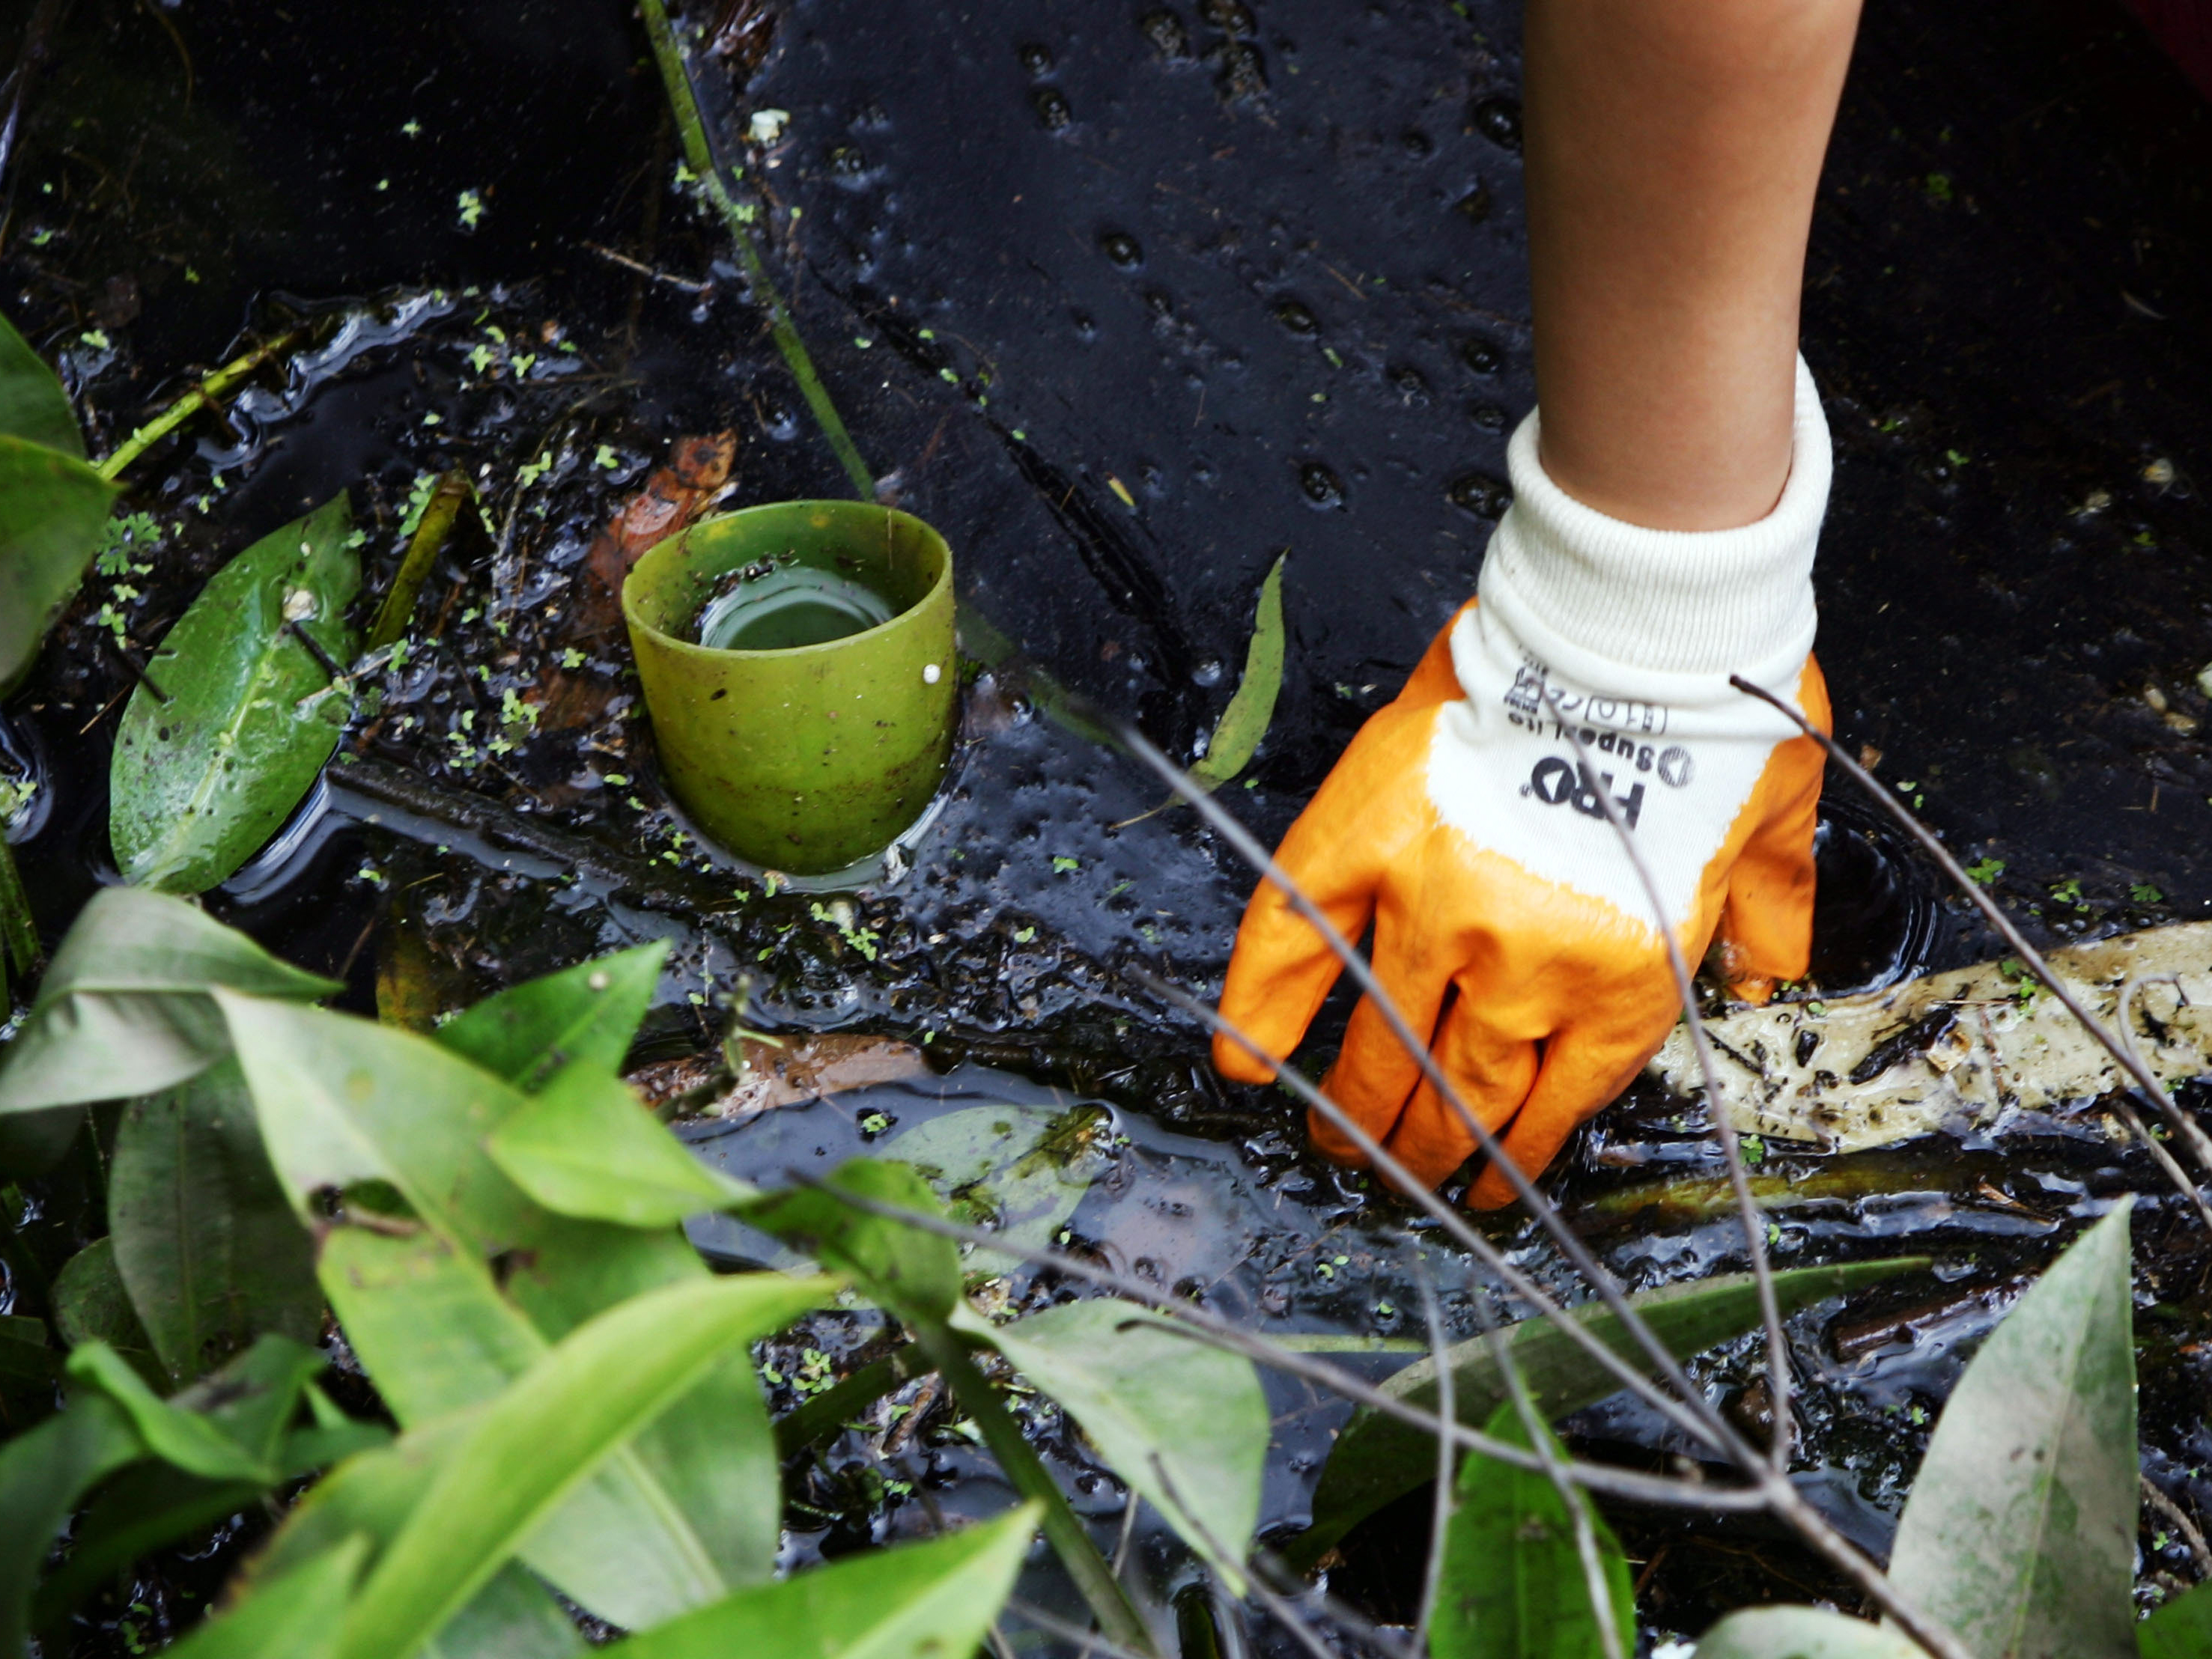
[744,1157,963,1324]
[336,1272,834,1659]
[164,1536,367,1659]
[1431,1401,1634,1659]
[885,1101,1110,1248]
[219,990,795,1628]
[1295,1258,1926,1568]
[0,1398,145,1656]
[110,1057,323,1383]
[63,1342,276,1482]
[2139,1579,2212,1659]
[1189,551,1286,790]
[1692,1607,1930,1658]
[0,434,122,692]
[0,311,85,457]
[52,1236,164,1384]
[486,1061,754,1226]
[0,887,337,1113]
[604,1500,1041,1659]
[1888,1202,2137,1659]
[435,942,669,1091]
[111,493,360,893]
[976,1298,1266,1593]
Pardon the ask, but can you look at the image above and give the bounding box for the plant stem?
[915,1322,1158,1656]
[773,1345,922,1457]
[95,329,309,483]
[636,0,874,500]
[0,832,39,988]
[367,469,475,649]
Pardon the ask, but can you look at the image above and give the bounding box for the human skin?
[1522,0,1865,531]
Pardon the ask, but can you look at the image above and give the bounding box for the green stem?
[94,329,309,483]
[0,832,40,987]
[637,0,874,500]
[916,1323,1158,1656]
[367,469,475,649]
[774,1345,922,1458]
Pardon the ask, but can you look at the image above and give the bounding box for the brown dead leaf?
[712,1033,930,1119]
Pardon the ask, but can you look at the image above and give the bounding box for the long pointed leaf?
[337,1272,833,1659]
[1692,1607,1930,1658]
[1888,1202,2138,1659]
[435,942,669,1091]
[486,1061,753,1226]
[0,436,116,691]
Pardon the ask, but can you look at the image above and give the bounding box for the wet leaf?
[1190,550,1286,790]
[51,1237,163,1384]
[715,1031,929,1116]
[162,1535,366,1659]
[367,467,476,649]
[1431,1401,1634,1659]
[111,493,360,893]
[0,1398,143,1658]
[977,1297,1266,1593]
[885,1101,1110,1246]
[2139,1579,2212,1659]
[109,1058,323,1384]
[0,310,86,457]
[743,1157,962,1324]
[1296,1258,1926,1568]
[605,1500,1040,1659]
[0,887,337,1113]
[487,1061,754,1227]
[0,436,121,692]
[219,990,793,1628]
[335,1272,833,1659]
[62,1342,275,1482]
[1888,1201,2137,1659]
[436,940,668,1091]
[1691,1606,1929,1658]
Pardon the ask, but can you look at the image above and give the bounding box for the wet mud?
[3,0,2211,1651]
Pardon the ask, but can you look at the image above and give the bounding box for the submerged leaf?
[1297,1258,1924,1568]
[1887,1201,2138,1659]
[0,888,338,1113]
[1692,1607,1929,1658]
[1431,1402,1634,1659]
[978,1298,1266,1592]
[109,1057,323,1384]
[0,436,121,692]
[111,493,359,893]
[1189,550,1286,790]
[885,1101,1110,1246]
[604,1500,1040,1659]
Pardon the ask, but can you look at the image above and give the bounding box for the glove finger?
[1216,716,1429,1082]
[1716,658,1832,1000]
[1374,985,1541,1193]
[1305,901,1466,1167]
[1465,999,1674,1208]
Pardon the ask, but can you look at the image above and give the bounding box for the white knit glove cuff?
[1475,355,1828,686]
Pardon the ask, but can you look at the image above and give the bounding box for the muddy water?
[4,0,2212,1652]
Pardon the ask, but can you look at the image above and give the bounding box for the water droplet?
[1448,472,1510,518]
[1100,231,1144,267]
[1470,402,1507,432]
[1401,129,1433,157]
[1461,336,1504,376]
[1471,95,1522,150]
[1272,297,1319,335]
[1018,41,1055,76]
[1140,7,1191,58]
[1299,463,1345,507]
[1455,183,1492,225]
[1200,0,1256,33]
[1389,365,1430,405]
[1193,658,1226,687]
[1033,87,1073,130]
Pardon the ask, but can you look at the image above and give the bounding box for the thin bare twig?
[2143,1476,2212,1582]
[1007,1597,1158,1659]
[1731,674,2212,1232]
[1409,1270,1455,1658]
[1545,704,1796,1471]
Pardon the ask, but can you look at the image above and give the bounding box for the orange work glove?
[1216,357,1835,1208]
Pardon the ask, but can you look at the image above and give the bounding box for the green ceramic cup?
[622,500,957,873]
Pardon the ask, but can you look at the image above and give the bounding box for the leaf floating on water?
[1191,550,1286,791]
[109,493,360,895]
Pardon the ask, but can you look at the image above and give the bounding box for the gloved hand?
[1215,359,1834,1208]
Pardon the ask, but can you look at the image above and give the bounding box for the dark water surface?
[4,0,2212,1650]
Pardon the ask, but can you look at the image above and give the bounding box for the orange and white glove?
[1216,358,1834,1207]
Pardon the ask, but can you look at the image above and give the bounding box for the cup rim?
[622,499,953,661]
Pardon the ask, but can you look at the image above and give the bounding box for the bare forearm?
[1523,0,1862,530]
